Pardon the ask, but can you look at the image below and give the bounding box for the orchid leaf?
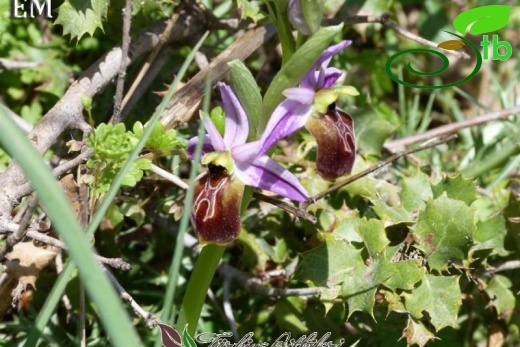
[300,0,322,36]
[262,24,344,124]
[401,171,433,213]
[229,60,263,140]
[432,174,477,206]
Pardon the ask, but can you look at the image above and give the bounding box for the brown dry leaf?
[488,323,506,347]
[4,242,60,290]
[437,40,465,50]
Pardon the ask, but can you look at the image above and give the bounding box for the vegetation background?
[0,0,519,346]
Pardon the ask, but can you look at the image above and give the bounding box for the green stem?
[267,0,295,64]
[176,244,226,335]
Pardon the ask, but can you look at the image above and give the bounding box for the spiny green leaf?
[471,215,509,257]
[401,171,433,213]
[403,274,462,331]
[55,0,109,40]
[295,234,362,287]
[384,260,424,291]
[413,195,475,272]
[352,108,396,157]
[356,219,389,259]
[432,174,477,206]
[485,275,516,320]
[371,198,412,224]
[237,0,266,22]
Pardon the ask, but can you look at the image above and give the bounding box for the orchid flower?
[187,82,309,245]
[257,41,359,180]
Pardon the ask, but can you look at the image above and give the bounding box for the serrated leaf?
[485,275,516,320]
[471,215,508,257]
[341,256,390,318]
[262,24,344,120]
[55,0,109,40]
[352,108,396,157]
[402,317,437,347]
[333,217,363,243]
[432,174,477,206]
[356,219,389,258]
[237,0,266,22]
[229,60,263,140]
[383,290,406,314]
[403,274,462,331]
[401,172,433,213]
[384,260,424,291]
[371,198,412,224]
[413,195,474,271]
[295,234,362,287]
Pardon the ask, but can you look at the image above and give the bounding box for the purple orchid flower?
[187,82,309,245]
[256,40,359,180]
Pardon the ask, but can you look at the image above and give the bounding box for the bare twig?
[328,14,470,60]
[0,195,38,260]
[218,263,322,298]
[150,164,189,189]
[486,261,520,275]
[7,148,94,203]
[302,135,458,210]
[55,253,75,323]
[111,0,133,123]
[253,192,317,223]
[0,58,40,70]
[384,105,520,152]
[0,228,131,270]
[103,266,158,328]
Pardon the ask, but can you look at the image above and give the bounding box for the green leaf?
[403,274,462,331]
[182,325,197,347]
[237,0,266,22]
[413,195,474,271]
[471,215,508,257]
[485,275,516,320]
[356,219,389,258]
[384,260,424,291]
[295,234,362,287]
[402,317,437,347]
[300,0,322,36]
[229,60,263,140]
[262,24,344,122]
[371,198,412,224]
[401,171,433,213]
[453,5,513,35]
[55,0,109,40]
[432,174,477,206]
[352,108,396,157]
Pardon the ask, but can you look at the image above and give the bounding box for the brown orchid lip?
[191,164,244,245]
[306,103,356,180]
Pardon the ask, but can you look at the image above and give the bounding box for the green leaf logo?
[182,325,197,347]
[453,5,513,35]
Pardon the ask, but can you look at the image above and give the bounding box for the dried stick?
[301,135,457,210]
[103,265,158,328]
[0,195,38,260]
[328,14,470,60]
[111,0,133,123]
[150,164,189,190]
[486,261,520,275]
[0,228,131,270]
[0,58,40,70]
[385,105,520,152]
[55,253,75,323]
[7,149,94,204]
[253,192,317,223]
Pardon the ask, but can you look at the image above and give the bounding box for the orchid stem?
[176,244,225,336]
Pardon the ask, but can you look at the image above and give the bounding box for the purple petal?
[301,40,351,89]
[204,114,226,151]
[218,82,249,148]
[232,140,262,163]
[320,67,343,89]
[283,87,315,105]
[316,40,352,66]
[258,99,312,156]
[187,135,215,160]
[235,156,309,202]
